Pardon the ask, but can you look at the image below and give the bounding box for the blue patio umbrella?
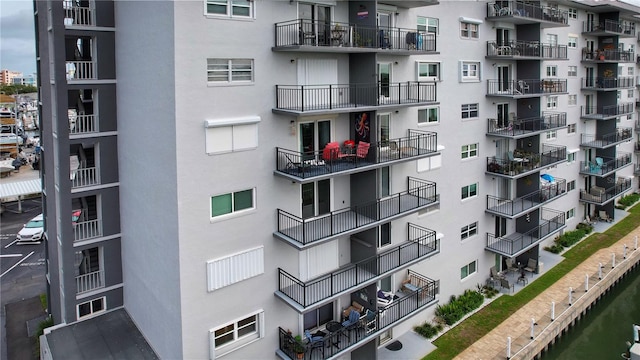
[540,174,554,182]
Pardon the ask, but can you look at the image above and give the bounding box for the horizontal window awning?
[0,178,41,199]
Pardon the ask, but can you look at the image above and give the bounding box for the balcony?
[277,271,438,360]
[486,112,566,138]
[581,76,635,90]
[273,20,436,54]
[579,153,632,177]
[581,103,635,120]
[486,79,567,98]
[486,1,568,27]
[636,120,640,131]
[486,41,567,60]
[275,130,438,182]
[275,178,438,248]
[579,178,633,205]
[486,144,567,178]
[274,82,437,115]
[635,142,640,154]
[635,164,640,176]
[486,178,567,218]
[276,224,439,310]
[63,1,93,26]
[69,113,98,135]
[74,218,102,242]
[580,128,633,148]
[76,270,104,294]
[582,49,635,63]
[66,60,95,81]
[582,20,636,38]
[71,166,100,189]
[485,208,566,257]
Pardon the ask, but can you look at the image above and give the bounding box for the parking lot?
[1,199,46,360]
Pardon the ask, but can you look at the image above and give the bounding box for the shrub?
[435,289,484,325]
[544,243,564,254]
[575,222,593,234]
[545,227,591,254]
[414,322,443,339]
[618,193,640,209]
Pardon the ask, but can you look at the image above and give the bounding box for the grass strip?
[424,204,640,360]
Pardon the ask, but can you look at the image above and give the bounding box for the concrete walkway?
[456,223,640,360]
[5,296,47,360]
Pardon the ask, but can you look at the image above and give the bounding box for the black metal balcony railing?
[579,153,632,176]
[276,130,438,180]
[581,76,635,90]
[635,142,640,154]
[487,112,566,137]
[635,164,640,176]
[486,144,567,176]
[277,224,438,308]
[486,208,565,256]
[583,19,636,37]
[486,178,566,217]
[636,120,640,131]
[274,19,437,52]
[275,82,437,112]
[278,271,438,360]
[487,1,568,25]
[579,178,633,204]
[486,79,567,96]
[277,178,438,246]
[582,49,634,62]
[486,41,567,59]
[582,103,635,119]
[580,128,633,148]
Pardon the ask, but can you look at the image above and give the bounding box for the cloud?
[0,5,36,74]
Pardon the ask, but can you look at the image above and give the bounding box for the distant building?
[0,70,23,85]
[11,74,37,86]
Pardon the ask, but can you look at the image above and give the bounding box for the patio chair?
[359,309,377,334]
[599,210,613,223]
[504,258,520,276]
[490,266,505,280]
[377,288,395,307]
[517,80,529,94]
[322,142,341,161]
[523,258,537,276]
[500,278,514,293]
[304,330,325,357]
[339,141,370,161]
[341,309,361,340]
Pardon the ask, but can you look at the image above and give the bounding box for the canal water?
[541,264,640,360]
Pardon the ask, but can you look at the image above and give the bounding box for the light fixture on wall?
[290,120,296,135]
[290,59,295,63]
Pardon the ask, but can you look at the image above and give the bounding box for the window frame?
[77,297,106,320]
[567,152,575,162]
[460,260,477,280]
[568,8,577,19]
[460,221,478,240]
[567,65,577,77]
[210,188,256,220]
[418,106,439,125]
[460,22,479,39]
[567,180,576,191]
[205,0,255,19]
[567,123,576,134]
[207,58,254,85]
[461,103,479,119]
[566,208,575,220]
[416,61,440,81]
[568,94,577,106]
[460,61,480,82]
[545,130,557,140]
[567,36,577,48]
[546,65,558,77]
[461,143,478,159]
[417,16,439,34]
[210,310,264,358]
[461,183,478,200]
[546,96,558,109]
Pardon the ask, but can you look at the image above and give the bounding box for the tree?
[0,84,38,95]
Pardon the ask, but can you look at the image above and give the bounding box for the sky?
[1,0,36,76]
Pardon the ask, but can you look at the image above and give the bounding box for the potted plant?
[603,69,614,78]
[293,335,306,359]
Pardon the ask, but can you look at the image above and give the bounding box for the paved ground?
[456,219,640,360]
[5,296,46,360]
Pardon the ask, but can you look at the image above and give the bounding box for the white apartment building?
[35,0,640,359]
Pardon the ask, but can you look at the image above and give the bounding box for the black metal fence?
[487,112,566,136]
[581,76,635,89]
[582,103,634,117]
[486,208,565,255]
[486,79,567,96]
[580,127,633,147]
[486,178,566,216]
[486,41,567,59]
[487,1,568,25]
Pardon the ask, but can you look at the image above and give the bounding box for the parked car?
[16,213,44,244]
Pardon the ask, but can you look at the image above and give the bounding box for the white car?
[17,213,44,244]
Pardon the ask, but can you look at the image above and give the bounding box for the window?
[567,180,576,191]
[568,66,577,76]
[77,297,105,319]
[545,130,557,140]
[211,189,255,218]
[546,96,558,109]
[566,208,575,220]
[206,0,253,18]
[207,59,254,83]
[546,66,557,77]
[568,36,577,48]
[460,22,479,39]
[205,116,260,154]
[568,94,577,106]
[460,260,477,279]
[461,103,479,119]
[461,143,478,159]
[628,89,634,98]
[567,152,575,162]
[417,62,440,81]
[461,183,478,200]
[547,34,558,46]
[461,221,478,240]
[629,67,634,76]
[379,223,391,248]
[567,123,576,133]
[418,16,438,34]
[460,62,480,82]
[211,311,264,358]
[568,8,577,19]
[304,303,333,330]
[418,107,439,124]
